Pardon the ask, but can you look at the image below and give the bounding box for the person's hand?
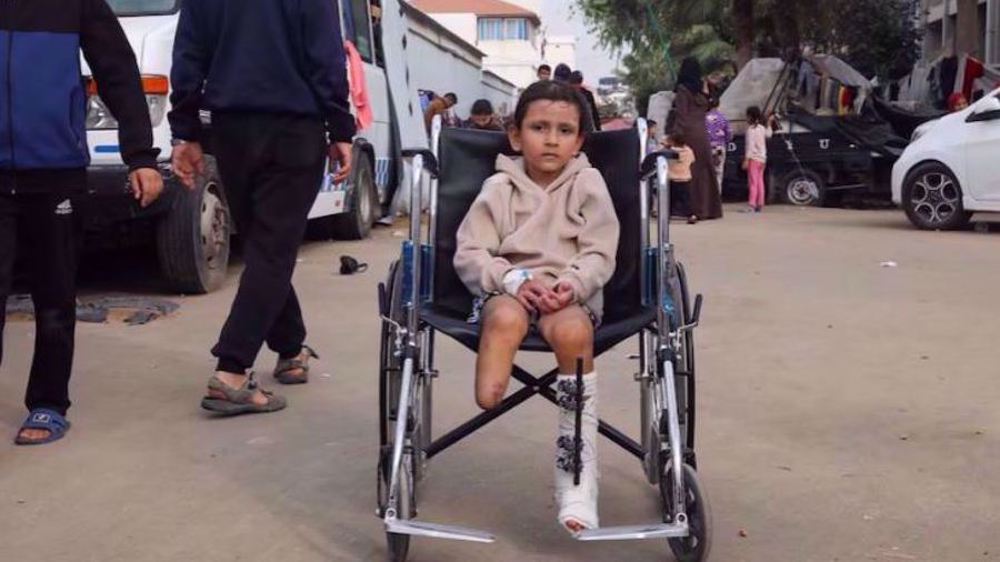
[329,142,353,184]
[516,280,559,314]
[552,281,576,311]
[171,141,205,190]
[741,159,749,172]
[129,168,164,208]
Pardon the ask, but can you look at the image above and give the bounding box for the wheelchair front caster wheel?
[661,463,713,562]
[386,532,410,562]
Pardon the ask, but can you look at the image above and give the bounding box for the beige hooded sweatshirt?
[454,153,620,318]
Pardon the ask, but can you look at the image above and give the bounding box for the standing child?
[664,133,697,224]
[743,106,773,213]
[705,96,732,194]
[454,80,620,535]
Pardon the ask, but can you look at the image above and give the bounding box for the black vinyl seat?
[425,126,650,354]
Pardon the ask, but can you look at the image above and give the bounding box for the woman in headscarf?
[667,57,723,222]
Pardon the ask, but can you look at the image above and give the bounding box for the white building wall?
[481,71,518,117]
[427,13,477,44]
[480,39,541,88]
[544,36,577,71]
[407,22,484,120]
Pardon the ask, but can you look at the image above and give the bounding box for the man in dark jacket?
[0,0,163,445]
[169,0,356,415]
[569,71,603,132]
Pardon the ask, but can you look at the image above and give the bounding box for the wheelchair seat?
[425,126,652,354]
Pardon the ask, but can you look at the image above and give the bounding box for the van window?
[106,0,179,16]
[341,0,374,63]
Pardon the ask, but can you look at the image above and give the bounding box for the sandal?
[273,345,319,385]
[15,408,71,446]
[201,372,287,416]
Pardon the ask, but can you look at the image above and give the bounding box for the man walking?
[1,0,163,444]
[169,0,355,414]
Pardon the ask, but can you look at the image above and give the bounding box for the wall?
[407,18,485,121]
[481,71,518,117]
[544,36,577,72]
[480,38,541,88]
[427,13,477,44]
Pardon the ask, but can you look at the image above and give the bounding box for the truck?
[719,56,908,207]
[81,0,423,293]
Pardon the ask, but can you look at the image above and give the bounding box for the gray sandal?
[201,372,287,416]
[273,345,319,385]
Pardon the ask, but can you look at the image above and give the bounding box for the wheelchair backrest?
[432,127,643,325]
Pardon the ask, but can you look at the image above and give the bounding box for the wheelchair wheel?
[676,262,697,466]
[380,261,404,447]
[660,463,713,562]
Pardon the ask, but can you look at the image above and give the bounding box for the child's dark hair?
[746,105,763,125]
[513,80,589,133]
[670,131,687,147]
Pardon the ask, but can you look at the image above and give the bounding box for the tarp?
[807,54,871,89]
[719,58,786,123]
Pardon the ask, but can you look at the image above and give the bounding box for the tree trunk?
[771,0,802,56]
[733,0,754,68]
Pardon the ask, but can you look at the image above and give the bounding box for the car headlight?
[85,75,169,131]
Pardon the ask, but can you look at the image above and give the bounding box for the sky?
[537,0,622,80]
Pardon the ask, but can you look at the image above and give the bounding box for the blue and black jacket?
[169,0,356,144]
[0,0,158,194]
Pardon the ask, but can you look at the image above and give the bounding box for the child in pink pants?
[743,106,773,213]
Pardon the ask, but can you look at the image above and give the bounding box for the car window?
[105,0,178,16]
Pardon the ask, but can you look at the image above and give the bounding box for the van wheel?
[328,153,377,240]
[902,163,972,231]
[780,169,826,207]
[156,157,231,294]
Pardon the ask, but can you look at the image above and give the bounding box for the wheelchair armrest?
[401,148,440,179]
[640,150,679,181]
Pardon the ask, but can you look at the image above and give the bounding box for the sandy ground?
[1,204,999,562]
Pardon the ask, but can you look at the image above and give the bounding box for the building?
[401,1,517,119]
[921,0,1000,68]
[543,35,577,71]
[409,0,543,88]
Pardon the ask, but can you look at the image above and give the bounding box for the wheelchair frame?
[376,118,711,561]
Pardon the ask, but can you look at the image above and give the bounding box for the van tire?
[156,157,231,294]
[328,153,377,240]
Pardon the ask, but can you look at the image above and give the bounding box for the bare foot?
[208,371,270,406]
[17,428,52,443]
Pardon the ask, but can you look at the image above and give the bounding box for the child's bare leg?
[538,305,594,373]
[539,305,600,534]
[476,296,529,410]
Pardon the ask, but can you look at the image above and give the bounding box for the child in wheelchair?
[453,80,620,535]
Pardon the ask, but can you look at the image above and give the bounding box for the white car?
[892,88,1000,230]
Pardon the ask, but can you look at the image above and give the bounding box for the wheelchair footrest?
[385,518,496,543]
[576,522,689,541]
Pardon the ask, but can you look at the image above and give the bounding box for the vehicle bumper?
[80,162,179,229]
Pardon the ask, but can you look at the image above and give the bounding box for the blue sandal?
[14,408,71,446]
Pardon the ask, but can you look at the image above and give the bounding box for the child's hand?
[516,280,559,313]
[741,159,749,171]
[552,282,576,311]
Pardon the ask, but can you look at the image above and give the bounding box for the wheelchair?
[376,117,711,561]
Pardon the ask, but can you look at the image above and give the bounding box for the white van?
[82,0,400,293]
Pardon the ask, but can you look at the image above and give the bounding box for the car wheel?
[902,163,972,231]
[780,169,826,207]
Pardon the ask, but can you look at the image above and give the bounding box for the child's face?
[508,100,584,183]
